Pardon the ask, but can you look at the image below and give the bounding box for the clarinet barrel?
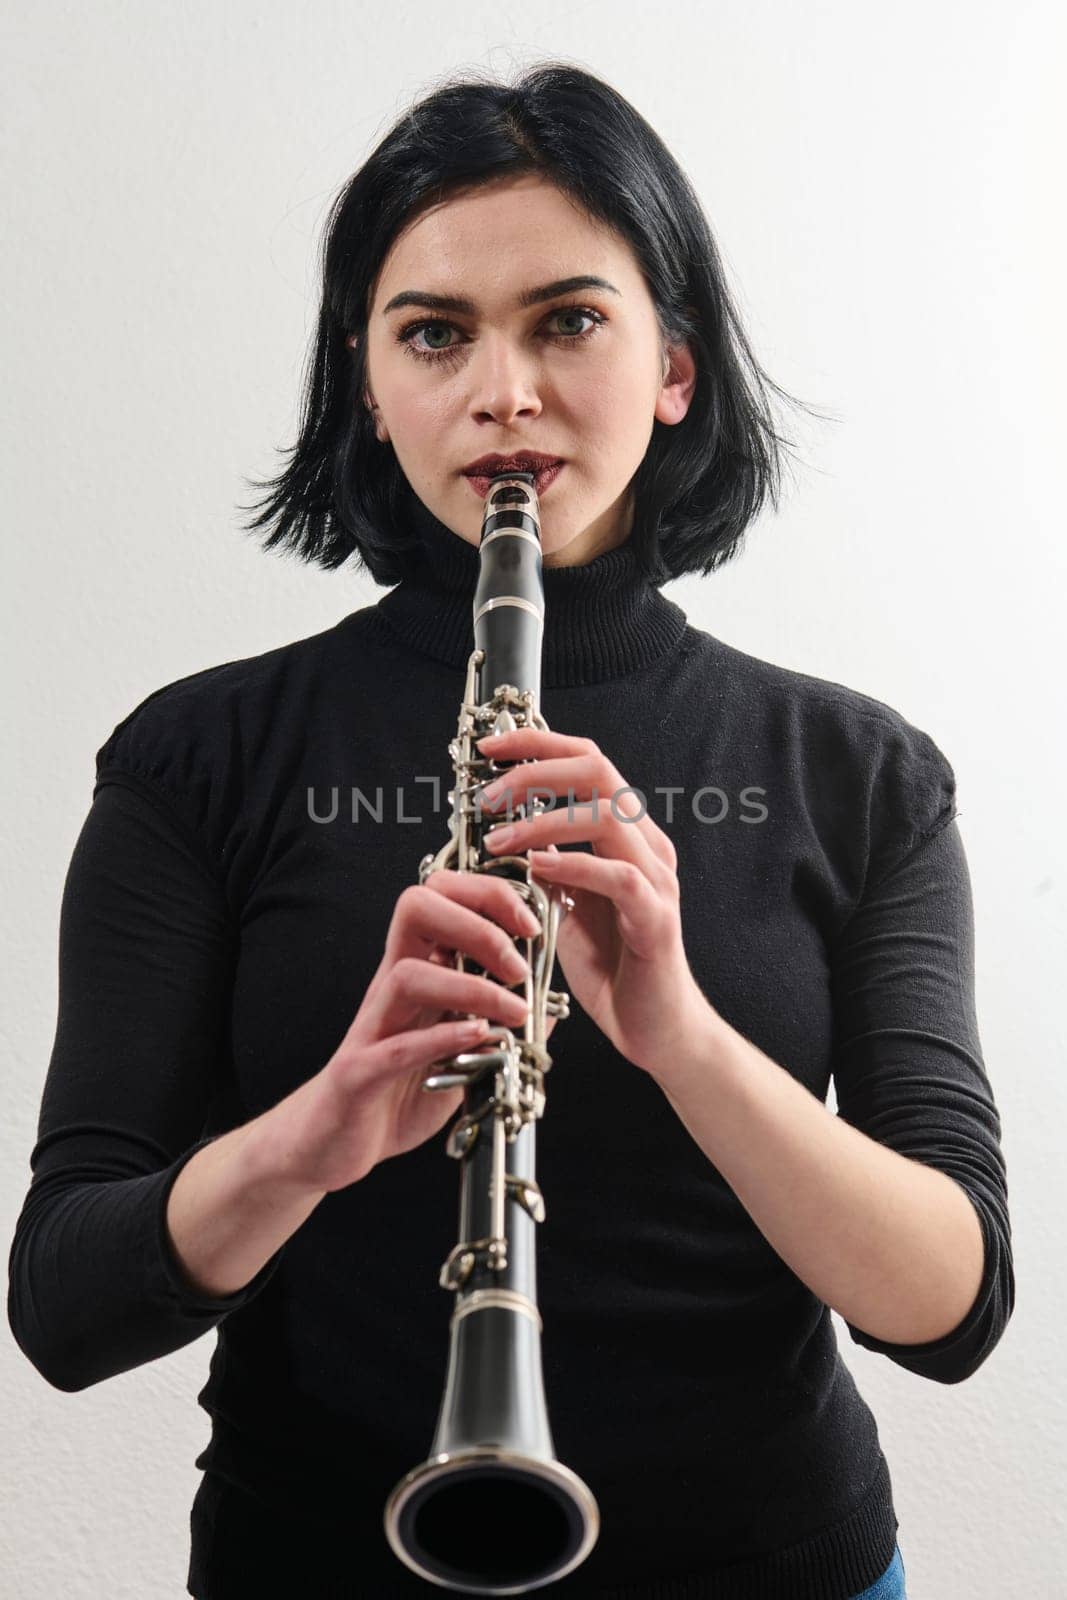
[383,472,600,1594]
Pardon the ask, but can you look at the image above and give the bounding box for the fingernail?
[485,825,513,848]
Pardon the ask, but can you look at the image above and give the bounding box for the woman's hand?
[278,871,540,1193]
[477,726,717,1080]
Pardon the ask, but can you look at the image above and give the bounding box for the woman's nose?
[467,335,544,423]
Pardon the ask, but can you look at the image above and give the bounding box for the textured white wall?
[3,4,1063,1596]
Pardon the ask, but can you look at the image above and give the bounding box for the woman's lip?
[463,462,565,497]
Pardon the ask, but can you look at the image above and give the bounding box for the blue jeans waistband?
[848,1543,907,1600]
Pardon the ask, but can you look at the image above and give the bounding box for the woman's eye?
[395,306,606,365]
[413,323,457,355]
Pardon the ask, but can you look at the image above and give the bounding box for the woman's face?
[357,174,696,567]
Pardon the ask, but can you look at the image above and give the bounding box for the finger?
[422,868,542,940]
[368,955,530,1042]
[487,800,665,881]
[355,1015,492,1093]
[479,741,676,874]
[478,734,601,818]
[387,878,540,975]
[528,848,668,959]
[478,728,589,759]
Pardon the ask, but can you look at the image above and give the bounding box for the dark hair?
[238,61,828,587]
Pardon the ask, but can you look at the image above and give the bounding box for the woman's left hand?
[476,726,718,1081]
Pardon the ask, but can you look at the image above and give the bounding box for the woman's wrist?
[165,1108,328,1300]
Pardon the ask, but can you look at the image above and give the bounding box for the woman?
[8,62,1012,1599]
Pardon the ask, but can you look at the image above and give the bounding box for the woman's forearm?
[647,1012,986,1347]
[165,1103,328,1299]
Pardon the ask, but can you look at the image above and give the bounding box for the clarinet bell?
[383,1290,599,1594]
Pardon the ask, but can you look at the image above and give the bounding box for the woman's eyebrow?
[381,275,621,317]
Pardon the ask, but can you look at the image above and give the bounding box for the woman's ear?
[346,333,389,441]
[656,340,697,427]
[364,393,388,443]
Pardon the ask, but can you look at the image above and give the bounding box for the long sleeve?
[7,776,283,1394]
[829,735,1014,1384]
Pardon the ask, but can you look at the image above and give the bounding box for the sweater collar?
[372,498,688,688]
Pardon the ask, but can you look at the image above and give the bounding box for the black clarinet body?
[383,473,600,1594]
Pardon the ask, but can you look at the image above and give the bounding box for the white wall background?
[3,3,1063,1596]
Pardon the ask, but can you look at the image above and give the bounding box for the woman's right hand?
[268,871,546,1194]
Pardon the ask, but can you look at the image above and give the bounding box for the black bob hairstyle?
[239,61,823,589]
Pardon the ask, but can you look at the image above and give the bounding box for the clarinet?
[383,472,600,1594]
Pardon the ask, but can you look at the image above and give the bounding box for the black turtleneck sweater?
[8,508,1013,1599]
